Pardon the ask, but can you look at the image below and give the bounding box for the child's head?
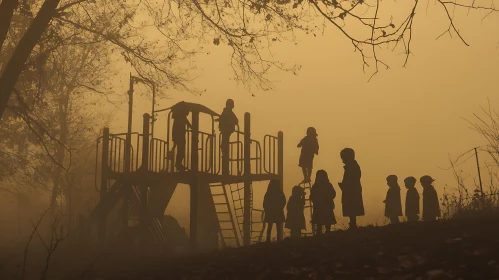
[314,169,329,184]
[386,175,398,187]
[292,185,304,196]
[404,176,417,189]
[226,99,235,109]
[306,127,317,137]
[340,148,355,163]
[267,179,281,194]
[420,175,434,188]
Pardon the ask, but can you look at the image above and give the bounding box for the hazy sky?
[100,2,499,230]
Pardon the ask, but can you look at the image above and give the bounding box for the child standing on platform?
[297,127,319,183]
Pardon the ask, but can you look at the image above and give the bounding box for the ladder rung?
[217,211,230,214]
[221,228,234,231]
[214,203,228,206]
[212,193,225,197]
[218,220,233,223]
[224,237,237,239]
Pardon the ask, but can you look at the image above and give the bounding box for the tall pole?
[474,147,485,199]
[99,127,110,244]
[243,113,251,246]
[140,114,150,249]
[277,131,284,240]
[189,111,200,252]
[125,74,133,172]
[151,83,156,139]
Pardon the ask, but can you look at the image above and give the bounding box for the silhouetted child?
[297,127,319,183]
[384,175,402,224]
[404,176,420,222]
[285,186,306,239]
[310,170,336,235]
[420,175,440,221]
[170,103,191,171]
[216,99,239,176]
[338,148,364,229]
[263,179,286,242]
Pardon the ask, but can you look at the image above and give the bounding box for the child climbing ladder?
[297,127,319,183]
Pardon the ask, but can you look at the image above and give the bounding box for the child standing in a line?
[421,175,440,221]
[285,186,306,239]
[404,176,420,222]
[297,127,319,183]
[384,175,402,224]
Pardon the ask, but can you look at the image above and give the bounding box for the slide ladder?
[300,181,315,236]
[209,183,240,248]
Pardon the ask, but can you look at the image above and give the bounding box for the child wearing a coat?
[338,148,364,229]
[285,186,306,239]
[420,175,440,221]
[384,175,402,224]
[310,170,337,234]
[404,176,420,222]
[263,179,286,242]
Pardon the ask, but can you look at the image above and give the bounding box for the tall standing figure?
[404,176,420,222]
[384,175,402,224]
[339,148,365,229]
[285,186,306,239]
[310,170,336,235]
[216,99,239,176]
[420,175,440,221]
[263,179,286,242]
[170,103,191,171]
[297,127,319,183]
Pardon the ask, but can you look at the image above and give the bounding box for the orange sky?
[104,2,499,230]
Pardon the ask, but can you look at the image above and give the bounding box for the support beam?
[277,131,284,240]
[140,114,150,249]
[243,113,251,246]
[125,73,133,172]
[190,111,200,252]
[99,127,110,244]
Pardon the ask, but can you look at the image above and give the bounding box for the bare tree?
[1,0,499,122]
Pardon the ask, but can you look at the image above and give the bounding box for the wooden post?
[475,147,485,199]
[277,131,284,240]
[99,127,110,244]
[140,114,150,248]
[243,113,251,246]
[189,111,200,252]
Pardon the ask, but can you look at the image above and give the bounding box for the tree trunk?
[0,0,19,53]
[49,99,68,225]
[0,0,60,121]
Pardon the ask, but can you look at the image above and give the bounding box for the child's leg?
[325,224,331,234]
[301,167,307,182]
[390,216,399,224]
[266,223,273,241]
[290,229,300,239]
[316,224,323,235]
[276,223,283,240]
[349,216,357,228]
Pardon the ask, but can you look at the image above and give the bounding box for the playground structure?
[85,76,284,252]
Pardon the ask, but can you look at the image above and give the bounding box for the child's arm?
[297,138,304,148]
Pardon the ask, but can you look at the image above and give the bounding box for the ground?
[3,217,499,280]
[90,217,499,280]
